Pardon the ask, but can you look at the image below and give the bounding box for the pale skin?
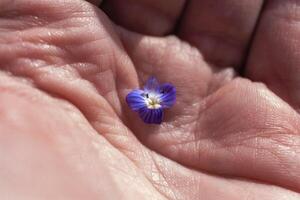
[0,0,300,199]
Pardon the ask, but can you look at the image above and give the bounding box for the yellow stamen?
[145,95,161,109]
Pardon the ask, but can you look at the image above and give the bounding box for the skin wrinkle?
[110,50,128,117]
[218,129,298,150]
[216,131,295,156]
[209,134,300,190]
[73,60,118,100]
[30,67,117,121]
[12,25,108,51]
[0,17,47,31]
[163,130,200,151]
[193,78,238,140]
[199,78,241,114]
[158,128,196,153]
[150,156,177,200]
[0,46,64,68]
[257,146,296,186]
[1,1,89,26]
[1,30,68,56]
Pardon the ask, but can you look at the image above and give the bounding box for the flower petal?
[126,89,147,111]
[144,76,160,92]
[138,107,163,124]
[159,83,176,108]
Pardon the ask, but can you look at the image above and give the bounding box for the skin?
[0,0,300,199]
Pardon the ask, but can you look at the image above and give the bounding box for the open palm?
[1,0,300,199]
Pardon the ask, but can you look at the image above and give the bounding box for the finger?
[178,0,263,68]
[246,0,300,112]
[102,0,186,35]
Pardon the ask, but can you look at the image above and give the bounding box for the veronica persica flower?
[126,77,176,124]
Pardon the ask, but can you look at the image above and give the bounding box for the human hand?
[0,0,300,199]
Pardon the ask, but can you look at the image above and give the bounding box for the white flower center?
[144,93,161,109]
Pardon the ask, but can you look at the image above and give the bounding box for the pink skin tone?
[0,0,300,199]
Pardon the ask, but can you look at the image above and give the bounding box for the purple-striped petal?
[144,76,159,92]
[159,83,176,108]
[126,89,147,111]
[138,107,163,124]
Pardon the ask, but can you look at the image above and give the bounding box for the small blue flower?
[126,77,176,124]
